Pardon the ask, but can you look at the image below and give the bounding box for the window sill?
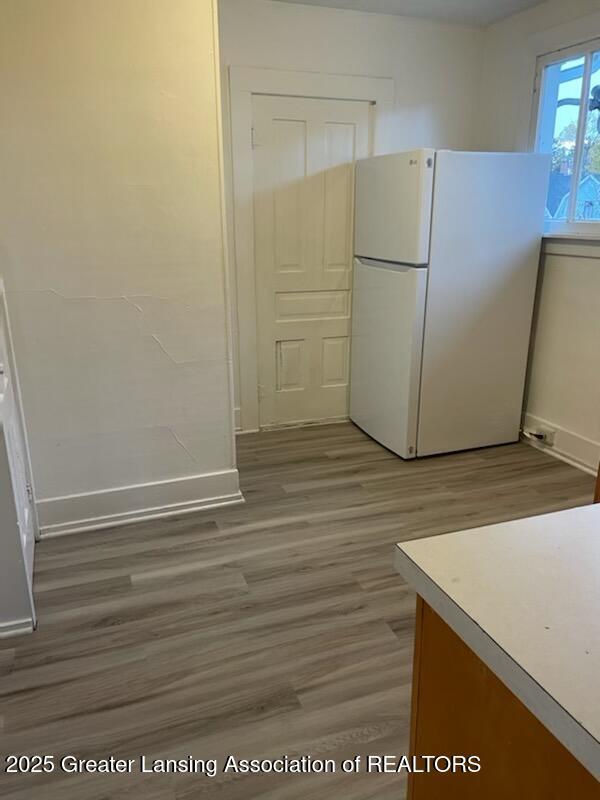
[542,235,600,259]
[543,232,600,241]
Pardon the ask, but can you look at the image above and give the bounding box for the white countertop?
[394,504,600,781]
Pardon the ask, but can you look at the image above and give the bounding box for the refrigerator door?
[350,258,427,459]
[417,150,550,456]
[354,149,435,266]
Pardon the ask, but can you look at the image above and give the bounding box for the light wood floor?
[0,423,595,800]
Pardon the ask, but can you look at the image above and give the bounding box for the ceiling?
[270,0,546,27]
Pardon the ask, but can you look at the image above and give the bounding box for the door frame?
[0,280,40,542]
[228,66,394,432]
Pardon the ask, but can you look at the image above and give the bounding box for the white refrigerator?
[350,149,550,459]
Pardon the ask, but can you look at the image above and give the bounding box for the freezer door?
[350,258,427,459]
[354,149,435,265]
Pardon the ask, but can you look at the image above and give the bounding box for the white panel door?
[252,95,370,427]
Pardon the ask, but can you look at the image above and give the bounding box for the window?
[535,41,600,234]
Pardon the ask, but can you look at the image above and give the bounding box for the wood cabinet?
[408,598,600,799]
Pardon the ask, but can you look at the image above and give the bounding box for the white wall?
[220,0,483,152]
[219,0,483,425]
[0,0,240,534]
[476,0,600,151]
[478,0,600,473]
[525,241,600,472]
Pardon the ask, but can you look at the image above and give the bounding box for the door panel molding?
[229,66,394,431]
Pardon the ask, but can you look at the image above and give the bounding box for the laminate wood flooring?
[0,423,595,800]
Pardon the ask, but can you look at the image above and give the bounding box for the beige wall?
[524,241,600,471]
[0,0,240,532]
[478,0,600,472]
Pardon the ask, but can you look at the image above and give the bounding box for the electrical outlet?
[536,427,556,447]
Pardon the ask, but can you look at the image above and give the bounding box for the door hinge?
[26,483,34,504]
[251,127,260,149]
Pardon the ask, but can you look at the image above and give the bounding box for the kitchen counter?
[395,503,600,796]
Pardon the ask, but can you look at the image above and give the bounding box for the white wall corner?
[37,469,244,537]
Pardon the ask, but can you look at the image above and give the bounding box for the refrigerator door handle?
[354,256,428,273]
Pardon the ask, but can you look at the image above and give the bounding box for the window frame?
[533,37,600,237]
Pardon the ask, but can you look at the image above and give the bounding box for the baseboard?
[522,413,599,476]
[260,415,349,432]
[234,405,260,435]
[0,618,34,638]
[37,468,244,537]
[235,414,348,435]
